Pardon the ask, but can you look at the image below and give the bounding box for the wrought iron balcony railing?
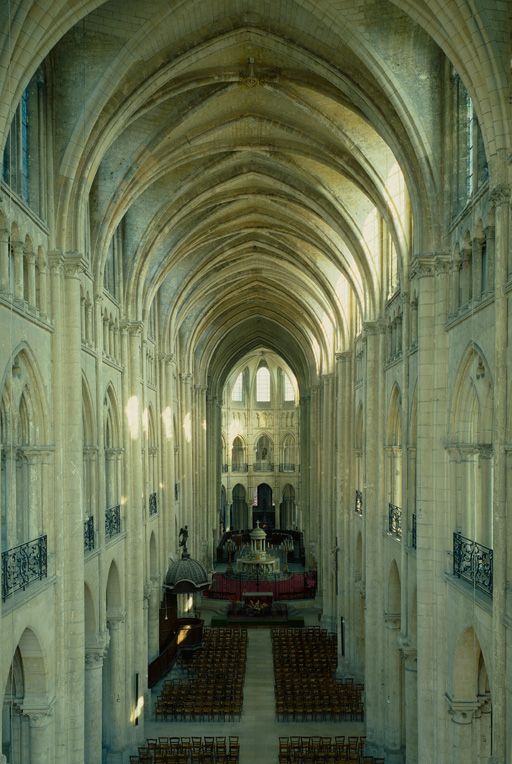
[105,504,121,540]
[411,513,417,549]
[149,492,158,516]
[355,490,363,515]
[84,516,95,553]
[1,535,48,601]
[453,531,493,597]
[253,461,274,472]
[388,503,402,538]
[279,463,296,472]
[232,463,248,473]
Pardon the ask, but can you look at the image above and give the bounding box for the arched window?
[231,372,243,402]
[2,67,46,216]
[0,351,48,551]
[452,70,488,213]
[231,437,246,472]
[104,388,121,511]
[104,222,123,299]
[283,374,294,402]
[281,434,295,471]
[255,435,272,466]
[256,366,270,402]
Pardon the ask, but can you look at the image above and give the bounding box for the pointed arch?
[105,560,123,615]
[82,373,95,446]
[104,384,122,509]
[0,344,50,445]
[450,343,493,445]
[231,435,247,472]
[355,532,363,582]
[255,433,273,464]
[388,559,401,619]
[452,627,490,700]
[0,346,50,547]
[104,383,121,449]
[84,582,97,643]
[281,432,296,469]
[449,344,494,546]
[280,483,296,529]
[386,383,402,446]
[16,627,48,699]
[149,531,158,580]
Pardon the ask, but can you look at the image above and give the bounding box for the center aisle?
[241,629,278,764]
[145,621,366,762]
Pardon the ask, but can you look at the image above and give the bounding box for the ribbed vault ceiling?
[3,0,508,388]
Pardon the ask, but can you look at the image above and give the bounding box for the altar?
[236,522,280,574]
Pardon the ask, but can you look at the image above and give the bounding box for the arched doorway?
[231,484,247,530]
[102,561,125,760]
[2,629,51,764]
[253,483,274,529]
[280,484,296,529]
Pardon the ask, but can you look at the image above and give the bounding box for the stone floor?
[145,599,365,764]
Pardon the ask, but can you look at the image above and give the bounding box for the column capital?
[121,320,144,336]
[335,350,351,362]
[63,252,88,279]
[85,629,110,666]
[384,612,401,630]
[445,694,479,724]
[48,251,64,272]
[18,445,55,463]
[362,319,386,337]
[107,610,126,630]
[490,183,511,208]
[180,372,193,384]
[445,443,490,462]
[410,252,451,279]
[85,649,106,669]
[23,698,55,727]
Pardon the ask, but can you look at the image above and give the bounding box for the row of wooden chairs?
[271,628,337,676]
[131,735,240,763]
[278,735,383,763]
[155,629,247,722]
[272,628,364,721]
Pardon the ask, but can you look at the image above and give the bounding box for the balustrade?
[84,516,95,552]
[453,531,493,597]
[253,461,274,472]
[105,504,121,540]
[1,534,48,600]
[388,503,402,538]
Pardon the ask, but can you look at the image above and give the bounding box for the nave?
[143,603,367,764]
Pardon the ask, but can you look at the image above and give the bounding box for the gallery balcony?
[1,534,48,601]
[83,516,95,553]
[453,531,493,598]
[388,503,402,539]
[105,504,121,540]
[253,461,274,472]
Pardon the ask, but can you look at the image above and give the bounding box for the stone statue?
[179,525,188,552]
